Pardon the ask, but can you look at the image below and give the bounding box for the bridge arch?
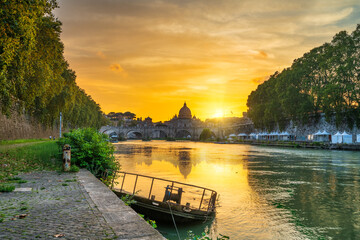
[175,130,192,139]
[152,130,168,139]
[126,131,143,139]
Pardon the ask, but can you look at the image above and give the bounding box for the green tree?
[0,0,106,129]
[247,24,360,130]
[199,128,212,141]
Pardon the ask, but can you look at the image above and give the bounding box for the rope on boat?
[167,201,181,240]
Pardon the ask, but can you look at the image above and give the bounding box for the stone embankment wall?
[0,110,60,140]
[240,114,359,140]
[284,114,359,139]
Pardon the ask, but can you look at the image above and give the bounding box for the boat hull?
[114,191,215,223]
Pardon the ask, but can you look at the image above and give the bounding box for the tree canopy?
[247,24,360,130]
[0,0,105,128]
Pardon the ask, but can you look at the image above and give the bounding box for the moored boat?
[111,171,217,223]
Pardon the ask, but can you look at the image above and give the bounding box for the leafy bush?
[58,128,119,179]
[138,213,157,229]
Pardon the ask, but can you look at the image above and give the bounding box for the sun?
[212,109,224,118]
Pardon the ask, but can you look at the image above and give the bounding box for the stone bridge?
[100,125,224,140]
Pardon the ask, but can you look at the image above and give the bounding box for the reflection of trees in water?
[178,151,192,179]
[247,156,360,239]
[143,147,153,165]
[115,144,201,178]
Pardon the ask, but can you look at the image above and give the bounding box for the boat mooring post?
[62,144,71,171]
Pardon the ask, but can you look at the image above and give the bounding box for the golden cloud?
[257,51,268,58]
[96,51,106,59]
[109,63,124,73]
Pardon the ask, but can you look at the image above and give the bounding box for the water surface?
[113,141,360,239]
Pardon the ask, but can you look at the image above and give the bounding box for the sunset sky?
[55,0,360,121]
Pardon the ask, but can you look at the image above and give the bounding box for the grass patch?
[0,184,15,192]
[69,165,80,172]
[6,177,27,184]
[6,177,22,181]
[62,183,69,186]
[0,141,61,181]
[0,138,49,146]
[65,179,77,182]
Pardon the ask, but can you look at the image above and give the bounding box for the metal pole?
[199,189,205,210]
[133,175,138,195]
[59,112,62,138]
[169,182,174,200]
[148,178,154,199]
[110,171,117,190]
[120,173,126,193]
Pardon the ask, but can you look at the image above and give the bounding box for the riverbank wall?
[241,114,360,140]
[216,140,360,151]
[0,109,61,140]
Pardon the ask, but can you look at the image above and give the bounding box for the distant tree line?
[0,0,105,129]
[106,112,136,121]
[247,24,360,131]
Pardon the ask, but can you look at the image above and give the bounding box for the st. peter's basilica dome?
[178,102,192,119]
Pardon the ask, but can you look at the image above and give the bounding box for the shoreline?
[213,140,360,151]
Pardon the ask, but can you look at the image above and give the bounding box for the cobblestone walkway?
[0,171,116,239]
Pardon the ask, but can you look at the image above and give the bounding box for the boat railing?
[111,171,217,212]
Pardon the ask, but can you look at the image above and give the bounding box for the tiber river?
[113,140,360,240]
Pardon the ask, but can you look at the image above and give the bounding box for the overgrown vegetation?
[247,24,360,131]
[0,141,61,181]
[0,0,106,128]
[58,128,119,180]
[138,213,157,229]
[120,194,137,206]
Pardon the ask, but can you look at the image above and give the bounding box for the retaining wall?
[0,110,60,140]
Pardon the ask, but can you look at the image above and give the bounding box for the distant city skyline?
[55,0,360,121]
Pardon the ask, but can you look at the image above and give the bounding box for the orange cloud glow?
[109,64,124,73]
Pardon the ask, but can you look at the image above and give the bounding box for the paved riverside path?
[0,169,165,240]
